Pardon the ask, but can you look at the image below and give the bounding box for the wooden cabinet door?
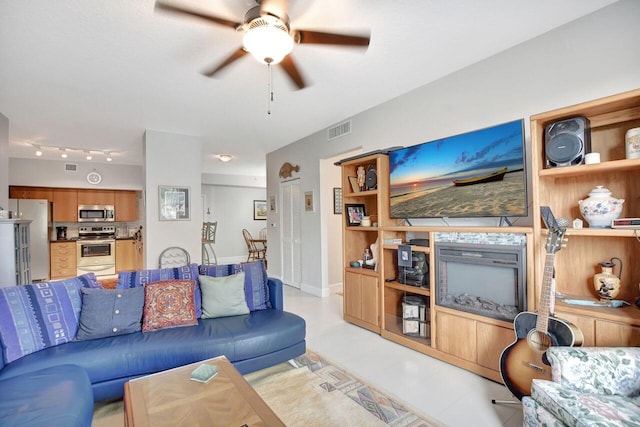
[77,189,115,206]
[50,242,77,279]
[557,312,596,347]
[344,271,362,319]
[9,186,53,201]
[361,275,379,327]
[596,320,640,346]
[436,311,477,362]
[52,189,78,222]
[476,322,514,372]
[115,191,137,222]
[116,240,137,272]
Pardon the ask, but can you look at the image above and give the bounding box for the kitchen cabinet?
[52,189,78,222]
[116,239,142,272]
[77,189,115,206]
[9,186,53,201]
[115,191,137,222]
[50,241,76,279]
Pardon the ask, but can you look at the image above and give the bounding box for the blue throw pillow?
[75,287,144,341]
[0,273,101,363]
[117,263,202,318]
[198,260,270,311]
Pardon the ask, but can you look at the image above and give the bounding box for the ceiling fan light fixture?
[216,154,233,162]
[243,15,293,65]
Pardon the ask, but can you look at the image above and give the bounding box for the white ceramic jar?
[626,127,640,159]
[578,186,624,228]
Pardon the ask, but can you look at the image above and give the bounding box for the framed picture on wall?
[159,186,190,221]
[269,195,277,213]
[304,190,315,213]
[254,200,267,220]
[333,187,342,214]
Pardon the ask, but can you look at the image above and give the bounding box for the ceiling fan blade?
[259,0,290,18]
[201,47,248,77]
[155,1,241,29]
[279,55,306,90]
[294,30,370,47]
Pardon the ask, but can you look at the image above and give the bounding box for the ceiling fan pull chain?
[267,62,274,115]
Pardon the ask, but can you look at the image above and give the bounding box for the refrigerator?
[9,199,51,282]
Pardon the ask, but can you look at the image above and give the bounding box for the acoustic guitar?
[499,207,583,400]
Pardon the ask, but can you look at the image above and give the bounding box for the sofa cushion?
[142,280,198,332]
[0,273,100,363]
[0,364,93,427]
[200,273,250,318]
[117,263,202,317]
[199,260,270,311]
[531,379,640,426]
[75,287,144,341]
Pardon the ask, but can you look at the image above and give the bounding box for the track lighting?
[106,152,112,162]
[34,145,43,156]
[60,148,68,159]
[85,151,93,160]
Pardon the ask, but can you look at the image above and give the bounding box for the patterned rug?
[93,349,442,427]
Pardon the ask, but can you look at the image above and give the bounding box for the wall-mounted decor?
[279,162,300,179]
[254,200,267,220]
[333,187,342,214]
[345,203,366,226]
[269,195,277,213]
[304,190,315,213]
[159,186,190,221]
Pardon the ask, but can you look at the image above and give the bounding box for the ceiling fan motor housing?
[242,8,293,64]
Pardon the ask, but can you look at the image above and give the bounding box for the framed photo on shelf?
[345,203,366,226]
[333,187,342,214]
[253,200,267,220]
[159,186,190,221]
[304,190,315,213]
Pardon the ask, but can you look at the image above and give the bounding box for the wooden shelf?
[384,281,431,297]
[555,300,640,327]
[382,244,429,253]
[345,266,379,277]
[382,225,533,234]
[539,158,640,178]
[382,314,431,348]
[547,228,640,238]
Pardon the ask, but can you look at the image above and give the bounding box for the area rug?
[92,349,441,427]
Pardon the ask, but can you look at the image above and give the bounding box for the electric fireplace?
[435,242,526,322]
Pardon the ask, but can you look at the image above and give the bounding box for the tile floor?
[282,285,524,427]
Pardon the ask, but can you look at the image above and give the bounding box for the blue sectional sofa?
[0,263,306,427]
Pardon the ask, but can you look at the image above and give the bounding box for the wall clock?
[87,171,102,185]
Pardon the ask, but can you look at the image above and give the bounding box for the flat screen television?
[389,119,527,219]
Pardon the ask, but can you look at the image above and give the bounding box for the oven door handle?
[77,265,114,273]
[77,239,115,245]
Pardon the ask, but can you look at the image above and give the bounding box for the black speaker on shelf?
[544,116,591,168]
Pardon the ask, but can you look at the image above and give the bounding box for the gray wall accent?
[0,114,8,210]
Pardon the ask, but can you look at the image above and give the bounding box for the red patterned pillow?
[142,280,198,332]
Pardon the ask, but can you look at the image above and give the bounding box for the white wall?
[9,158,143,189]
[0,114,8,210]
[201,183,266,264]
[265,0,640,297]
[143,130,202,267]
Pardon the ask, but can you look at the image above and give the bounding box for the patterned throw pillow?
[75,287,145,341]
[117,263,202,318]
[142,280,198,332]
[198,260,270,311]
[0,273,101,363]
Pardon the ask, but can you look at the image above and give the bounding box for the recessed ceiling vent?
[328,120,351,141]
[64,163,78,172]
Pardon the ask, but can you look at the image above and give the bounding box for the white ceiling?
[1,0,617,176]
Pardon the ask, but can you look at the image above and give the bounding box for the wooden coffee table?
[124,356,284,426]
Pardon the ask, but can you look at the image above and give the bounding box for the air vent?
[64,163,78,172]
[328,120,351,141]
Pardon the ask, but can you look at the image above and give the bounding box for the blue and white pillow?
[117,263,202,317]
[0,273,100,364]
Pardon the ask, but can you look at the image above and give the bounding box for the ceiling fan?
[155,0,370,89]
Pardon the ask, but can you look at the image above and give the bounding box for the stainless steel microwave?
[78,205,115,222]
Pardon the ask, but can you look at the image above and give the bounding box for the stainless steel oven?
[76,226,116,277]
[78,205,115,222]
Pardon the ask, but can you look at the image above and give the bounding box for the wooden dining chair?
[242,229,266,262]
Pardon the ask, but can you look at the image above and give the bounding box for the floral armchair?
[523,347,640,426]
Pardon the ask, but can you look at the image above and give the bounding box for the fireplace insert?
[435,242,526,322]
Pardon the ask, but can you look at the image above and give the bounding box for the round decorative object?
[87,171,102,185]
[578,185,624,228]
[545,133,583,164]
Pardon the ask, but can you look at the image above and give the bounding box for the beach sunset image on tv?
[389,119,527,219]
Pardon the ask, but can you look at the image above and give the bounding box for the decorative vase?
[626,127,640,159]
[593,257,622,300]
[578,186,624,228]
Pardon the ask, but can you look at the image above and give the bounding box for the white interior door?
[281,179,301,288]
